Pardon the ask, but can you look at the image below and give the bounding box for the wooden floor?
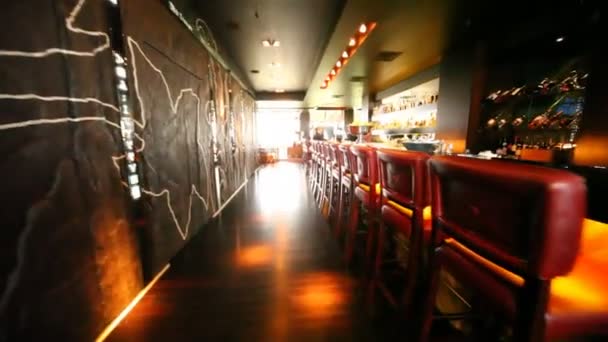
[108,162,380,341]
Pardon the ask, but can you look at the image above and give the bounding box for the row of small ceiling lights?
[321,22,377,89]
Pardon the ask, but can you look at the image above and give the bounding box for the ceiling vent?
[350,76,366,83]
[375,51,402,62]
[332,94,344,98]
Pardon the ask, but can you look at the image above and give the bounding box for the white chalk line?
[0,94,119,112]
[0,0,224,240]
[0,0,109,58]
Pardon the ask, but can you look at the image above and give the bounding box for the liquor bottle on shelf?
[515,137,523,158]
[535,78,558,95]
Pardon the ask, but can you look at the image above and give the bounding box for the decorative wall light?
[320,22,376,89]
[113,50,142,200]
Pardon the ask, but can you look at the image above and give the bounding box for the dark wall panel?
[0,0,257,340]
[121,0,217,276]
[436,46,476,153]
[0,0,142,340]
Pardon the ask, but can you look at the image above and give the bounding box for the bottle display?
[372,92,439,116]
[480,62,588,157]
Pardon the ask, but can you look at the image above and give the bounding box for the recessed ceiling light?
[262,39,280,47]
[321,81,328,88]
[349,38,356,47]
[556,36,564,43]
[359,23,367,34]
[269,62,281,67]
[342,51,349,58]
[336,60,342,68]
[275,89,285,93]
[250,69,260,74]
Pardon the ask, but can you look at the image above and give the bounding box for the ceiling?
[194,0,345,94]
[194,0,593,108]
[303,0,474,108]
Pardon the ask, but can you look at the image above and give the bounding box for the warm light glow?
[359,23,367,33]
[556,36,565,43]
[348,37,356,47]
[272,40,281,47]
[321,81,327,88]
[551,276,608,311]
[275,89,285,93]
[269,62,281,68]
[325,76,330,82]
[95,264,171,342]
[236,245,273,267]
[342,51,349,58]
[335,60,342,68]
[290,272,351,319]
[549,218,608,312]
[262,40,271,47]
[330,69,336,76]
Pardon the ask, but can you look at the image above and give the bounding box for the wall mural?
[0,0,256,340]
[162,0,257,205]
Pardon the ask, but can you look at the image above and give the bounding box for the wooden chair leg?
[344,198,360,265]
[415,247,443,342]
[334,182,348,239]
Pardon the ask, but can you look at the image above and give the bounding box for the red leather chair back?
[350,144,378,186]
[377,149,430,210]
[338,144,353,175]
[429,156,586,279]
[329,143,341,169]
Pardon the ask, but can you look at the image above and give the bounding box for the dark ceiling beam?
[376,64,440,101]
[256,91,306,101]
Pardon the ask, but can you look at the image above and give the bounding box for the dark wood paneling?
[436,45,476,153]
[0,0,142,340]
[122,0,216,276]
[0,0,257,339]
[573,41,608,167]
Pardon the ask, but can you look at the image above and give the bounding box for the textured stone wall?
[0,0,257,340]
[0,0,143,340]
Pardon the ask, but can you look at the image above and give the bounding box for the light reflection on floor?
[256,163,307,215]
[110,162,370,341]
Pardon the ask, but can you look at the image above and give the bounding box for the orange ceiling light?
[320,21,376,89]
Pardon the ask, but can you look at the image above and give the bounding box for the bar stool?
[316,141,329,208]
[308,141,319,191]
[313,142,327,205]
[311,141,322,192]
[326,142,343,225]
[370,148,431,311]
[334,143,354,239]
[344,144,380,268]
[302,139,312,176]
[418,156,608,341]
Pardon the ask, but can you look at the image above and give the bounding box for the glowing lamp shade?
[336,60,342,68]
[342,51,349,58]
[348,38,356,47]
[359,23,367,34]
[325,76,330,82]
[330,69,336,76]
